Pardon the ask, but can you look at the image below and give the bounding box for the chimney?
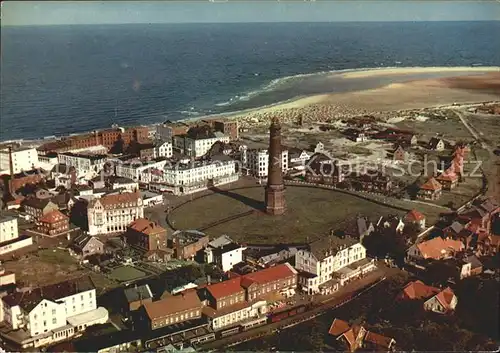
[8,146,14,178]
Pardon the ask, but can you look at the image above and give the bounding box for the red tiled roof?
[328,318,351,336]
[416,237,464,260]
[401,280,440,300]
[128,218,166,235]
[240,263,296,288]
[405,209,425,222]
[420,177,442,191]
[206,277,244,300]
[436,169,458,182]
[434,287,456,311]
[39,209,68,224]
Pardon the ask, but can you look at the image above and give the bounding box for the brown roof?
[143,290,201,320]
[434,287,456,311]
[90,191,140,209]
[405,209,425,222]
[416,237,464,260]
[401,280,440,300]
[240,263,296,288]
[420,177,442,191]
[202,299,253,318]
[436,169,458,182]
[2,276,94,312]
[206,277,244,300]
[328,318,351,336]
[128,218,166,235]
[364,331,395,348]
[39,209,68,224]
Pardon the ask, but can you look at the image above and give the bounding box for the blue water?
[1,21,499,141]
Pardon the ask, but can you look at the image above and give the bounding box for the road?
[198,265,401,350]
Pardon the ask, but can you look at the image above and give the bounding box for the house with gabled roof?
[406,236,465,261]
[399,280,440,300]
[436,168,459,190]
[417,177,442,201]
[125,218,168,252]
[328,318,396,352]
[35,209,70,237]
[22,198,59,222]
[428,137,445,151]
[423,287,458,314]
[405,209,426,230]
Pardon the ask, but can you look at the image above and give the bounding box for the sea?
[1,21,499,142]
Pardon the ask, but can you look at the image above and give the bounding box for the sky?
[1,1,499,26]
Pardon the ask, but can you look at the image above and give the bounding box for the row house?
[352,172,392,192]
[35,210,70,237]
[141,290,202,330]
[295,235,373,295]
[244,148,289,178]
[22,198,59,222]
[0,276,108,349]
[57,152,107,179]
[86,191,144,236]
[417,177,442,201]
[149,158,239,195]
[170,230,209,260]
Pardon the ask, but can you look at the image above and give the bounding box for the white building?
[246,148,288,178]
[0,215,33,256]
[1,276,108,349]
[0,215,18,243]
[146,158,239,195]
[108,177,139,192]
[173,126,230,158]
[57,152,107,179]
[153,141,173,159]
[204,301,268,331]
[295,236,374,295]
[87,191,144,236]
[115,158,168,182]
[204,236,246,272]
[140,190,164,207]
[37,153,59,172]
[0,146,38,174]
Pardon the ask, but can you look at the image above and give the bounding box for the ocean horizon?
[1,21,499,141]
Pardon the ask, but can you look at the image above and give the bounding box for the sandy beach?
[196,68,500,127]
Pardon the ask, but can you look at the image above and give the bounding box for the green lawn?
[108,266,147,282]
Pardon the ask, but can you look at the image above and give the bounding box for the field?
[108,266,147,282]
[168,185,441,244]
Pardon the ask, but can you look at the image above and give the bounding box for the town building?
[417,177,442,201]
[0,215,33,256]
[0,146,38,174]
[147,158,239,195]
[57,152,107,179]
[140,190,164,207]
[0,276,108,349]
[436,168,459,190]
[343,217,375,241]
[304,152,345,185]
[115,158,168,182]
[245,148,288,178]
[352,172,392,193]
[37,152,59,172]
[170,230,209,260]
[428,137,445,151]
[398,280,440,301]
[213,120,239,141]
[22,198,59,222]
[125,218,168,252]
[204,235,245,272]
[343,128,367,142]
[287,148,312,170]
[123,284,153,313]
[423,287,458,314]
[295,235,374,294]
[35,210,70,237]
[87,191,144,236]
[240,263,298,300]
[156,121,190,143]
[392,145,407,162]
[107,176,139,192]
[406,236,465,261]
[173,125,230,158]
[141,290,202,330]
[5,169,46,194]
[404,209,426,230]
[153,141,173,159]
[328,318,396,352]
[70,234,105,258]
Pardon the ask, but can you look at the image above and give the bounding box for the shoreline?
[3,67,499,145]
